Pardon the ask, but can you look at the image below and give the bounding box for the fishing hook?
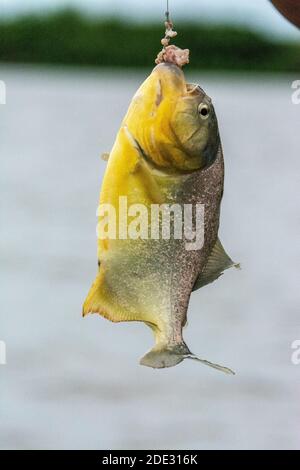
[165,0,170,23]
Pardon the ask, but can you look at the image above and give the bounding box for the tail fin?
[185,354,235,375]
[140,345,187,369]
[140,344,235,375]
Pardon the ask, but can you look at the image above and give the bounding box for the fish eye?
[198,104,210,119]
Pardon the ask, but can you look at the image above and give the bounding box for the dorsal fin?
[193,238,240,291]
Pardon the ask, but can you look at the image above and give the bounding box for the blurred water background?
[1,64,300,450]
[1,0,300,451]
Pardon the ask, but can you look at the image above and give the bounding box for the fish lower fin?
[193,238,240,291]
[101,152,110,161]
[140,343,190,369]
[82,270,117,321]
[140,344,235,375]
[83,268,154,323]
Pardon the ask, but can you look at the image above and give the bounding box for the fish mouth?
[186,83,205,95]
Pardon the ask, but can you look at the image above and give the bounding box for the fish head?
[124,63,220,172]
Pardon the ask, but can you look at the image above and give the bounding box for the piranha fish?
[83,63,238,374]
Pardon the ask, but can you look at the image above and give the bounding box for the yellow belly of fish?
[83,126,177,345]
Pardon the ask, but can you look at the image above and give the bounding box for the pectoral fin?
[193,238,240,291]
[101,152,110,161]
